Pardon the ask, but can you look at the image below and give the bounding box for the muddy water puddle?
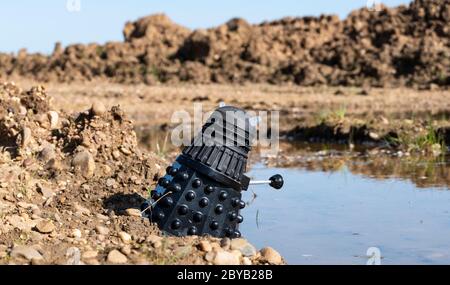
[241,150,450,265]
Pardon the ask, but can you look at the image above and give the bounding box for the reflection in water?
[242,163,450,265]
[264,142,450,189]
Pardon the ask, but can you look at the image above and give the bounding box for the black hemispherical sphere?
[215,204,224,214]
[219,191,228,201]
[204,185,215,194]
[188,226,198,235]
[210,221,219,230]
[193,212,203,223]
[171,219,181,229]
[185,191,196,201]
[199,197,209,208]
[178,205,189,216]
[192,179,202,188]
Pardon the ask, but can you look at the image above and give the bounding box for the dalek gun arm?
[246,174,284,190]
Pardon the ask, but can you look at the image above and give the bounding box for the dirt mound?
[0,0,448,88]
[0,81,283,265]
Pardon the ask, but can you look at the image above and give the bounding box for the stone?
[72,151,96,178]
[82,250,98,260]
[70,229,82,238]
[20,127,32,148]
[125,208,142,217]
[95,225,110,235]
[220,237,231,250]
[205,251,216,262]
[39,145,56,162]
[230,238,257,257]
[106,178,116,187]
[198,240,212,252]
[242,257,252,265]
[120,146,132,156]
[91,102,107,116]
[260,247,283,264]
[36,184,54,199]
[35,220,55,234]
[65,247,81,265]
[107,249,128,264]
[11,245,43,261]
[47,111,59,129]
[118,231,132,244]
[213,251,240,265]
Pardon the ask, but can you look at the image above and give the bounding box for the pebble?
[35,220,55,234]
[198,240,212,252]
[65,247,81,265]
[11,245,43,261]
[47,111,59,129]
[39,145,56,162]
[242,257,252,265]
[107,249,128,264]
[220,237,231,250]
[120,146,132,156]
[72,151,96,178]
[106,178,116,187]
[205,251,216,262]
[118,231,132,244]
[213,251,240,265]
[95,225,110,235]
[230,238,257,257]
[36,184,54,199]
[125,208,142,217]
[82,250,98,260]
[91,102,107,116]
[260,247,283,264]
[20,127,32,148]
[70,229,82,238]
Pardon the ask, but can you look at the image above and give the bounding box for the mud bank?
[1,0,449,88]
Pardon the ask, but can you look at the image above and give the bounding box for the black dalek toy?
[141,106,283,238]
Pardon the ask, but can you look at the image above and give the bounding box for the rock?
[91,102,107,116]
[205,251,216,262]
[82,250,98,260]
[242,257,252,265]
[230,238,257,257]
[36,184,54,199]
[125,208,141,217]
[19,127,32,148]
[35,220,55,234]
[70,229,82,238]
[47,111,59,129]
[107,249,128,264]
[106,178,116,187]
[39,145,56,162]
[112,150,121,160]
[369,132,380,140]
[260,247,283,264]
[120,146,132,156]
[198,240,212,252]
[220,237,231,250]
[118,231,132,244]
[72,151,96,178]
[95,225,110,235]
[11,245,43,261]
[213,251,240,265]
[65,247,81,265]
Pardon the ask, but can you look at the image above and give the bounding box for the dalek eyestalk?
[141,106,283,238]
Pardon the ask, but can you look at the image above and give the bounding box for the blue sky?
[1,0,412,54]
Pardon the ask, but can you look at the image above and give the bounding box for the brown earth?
[1,0,449,88]
[0,81,285,265]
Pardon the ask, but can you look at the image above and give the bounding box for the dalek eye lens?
[204,185,215,194]
[178,205,189,215]
[215,204,224,214]
[219,191,228,201]
[171,219,182,229]
[199,197,209,208]
[193,212,203,222]
[185,191,196,201]
[192,179,202,188]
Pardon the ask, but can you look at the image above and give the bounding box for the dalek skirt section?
[142,106,255,238]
